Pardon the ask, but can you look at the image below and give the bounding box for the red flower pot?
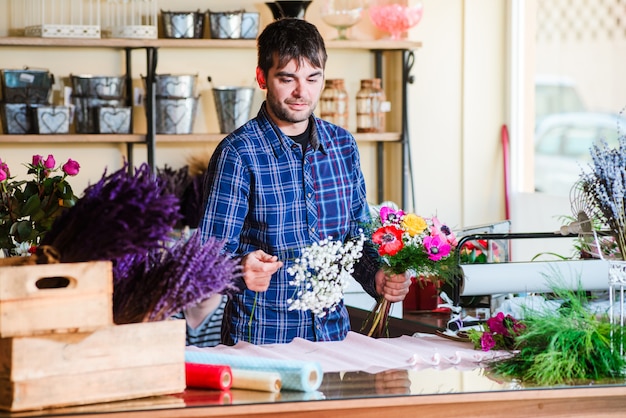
[403,276,440,312]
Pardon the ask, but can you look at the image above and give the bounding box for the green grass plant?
[488,284,626,386]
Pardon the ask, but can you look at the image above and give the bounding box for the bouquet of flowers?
[287,234,365,318]
[362,203,459,337]
[467,312,525,352]
[0,154,80,255]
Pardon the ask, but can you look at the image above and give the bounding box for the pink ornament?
[369,1,423,41]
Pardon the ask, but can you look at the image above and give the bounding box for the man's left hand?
[375,270,411,302]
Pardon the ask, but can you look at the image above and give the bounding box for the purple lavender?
[582,134,626,255]
[113,232,240,323]
[41,163,181,263]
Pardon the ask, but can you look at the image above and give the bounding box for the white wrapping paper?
[460,259,609,296]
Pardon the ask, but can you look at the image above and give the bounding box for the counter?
[3,323,626,418]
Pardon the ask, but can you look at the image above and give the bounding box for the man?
[200,18,410,345]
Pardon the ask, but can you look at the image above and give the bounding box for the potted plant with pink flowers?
[0,154,80,256]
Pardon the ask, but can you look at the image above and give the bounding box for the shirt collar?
[258,102,327,158]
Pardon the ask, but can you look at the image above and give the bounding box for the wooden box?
[0,261,113,337]
[0,319,186,411]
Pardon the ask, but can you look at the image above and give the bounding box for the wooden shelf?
[0,37,421,51]
[0,134,144,143]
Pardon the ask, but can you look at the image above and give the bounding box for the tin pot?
[212,86,254,134]
[0,103,36,134]
[1,68,53,104]
[161,10,205,39]
[148,74,198,98]
[97,106,132,134]
[35,106,71,134]
[208,10,244,39]
[155,96,199,134]
[70,74,126,99]
[72,96,125,133]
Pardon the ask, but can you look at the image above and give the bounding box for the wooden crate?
[0,261,113,337]
[0,319,186,411]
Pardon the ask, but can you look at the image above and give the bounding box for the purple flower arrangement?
[40,162,240,323]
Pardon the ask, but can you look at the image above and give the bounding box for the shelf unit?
[0,36,420,207]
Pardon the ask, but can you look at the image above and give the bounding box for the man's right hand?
[241,250,283,292]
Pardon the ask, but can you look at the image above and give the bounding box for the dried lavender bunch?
[157,165,191,201]
[113,232,240,324]
[181,172,207,228]
[41,163,181,263]
[581,135,626,256]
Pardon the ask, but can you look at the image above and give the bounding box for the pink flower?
[0,160,9,181]
[43,155,56,169]
[380,206,405,225]
[430,216,458,246]
[32,154,44,166]
[62,159,81,176]
[0,167,7,182]
[372,225,404,256]
[423,235,451,261]
[480,332,496,351]
[487,312,507,335]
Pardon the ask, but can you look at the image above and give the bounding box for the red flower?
[372,225,404,256]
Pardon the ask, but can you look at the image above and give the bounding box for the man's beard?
[266,91,316,123]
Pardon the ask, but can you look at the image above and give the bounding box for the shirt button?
[307,193,312,198]
[311,227,315,232]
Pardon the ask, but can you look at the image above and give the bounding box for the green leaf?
[22,194,42,217]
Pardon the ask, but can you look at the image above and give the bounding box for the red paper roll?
[185,362,233,390]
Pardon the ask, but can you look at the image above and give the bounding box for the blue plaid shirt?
[200,103,380,345]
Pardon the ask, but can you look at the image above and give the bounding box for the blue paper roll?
[184,350,323,392]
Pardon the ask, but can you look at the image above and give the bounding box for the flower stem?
[365,297,390,338]
[248,291,258,342]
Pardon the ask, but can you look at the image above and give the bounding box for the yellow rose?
[402,213,427,236]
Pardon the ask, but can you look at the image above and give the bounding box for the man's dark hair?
[257,18,328,76]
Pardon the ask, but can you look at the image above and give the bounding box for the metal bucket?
[70,74,126,99]
[34,105,71,134]
[208,10,243,39]
[161,10,205,39]
[150,74,198,98]
[155,96,199,134]
[96,106,132,134]
[72,96,125,133]
[212,86,254,134]
[1,68,53,104]
[241,12,260,39]
[0,103,36,134]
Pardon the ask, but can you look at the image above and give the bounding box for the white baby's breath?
[287,234,365,318]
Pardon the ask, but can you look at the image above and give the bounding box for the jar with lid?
[356,78,386,133]
[319,78,349,129]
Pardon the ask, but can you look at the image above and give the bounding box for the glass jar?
[356,78,385,133]
[319,78,349,128]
